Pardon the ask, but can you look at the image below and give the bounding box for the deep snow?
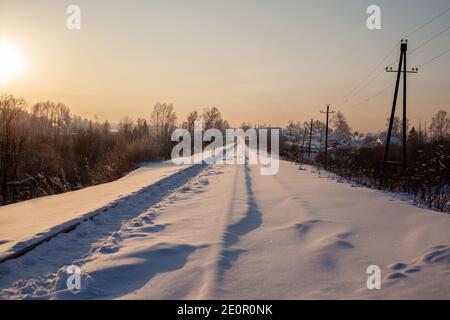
[0,161,191,260]
[1,149,450,299]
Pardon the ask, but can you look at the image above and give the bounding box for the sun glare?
[0,42,23,82]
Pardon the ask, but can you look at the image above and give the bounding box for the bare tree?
[201,106,222,131]
[151,103,177,155]
[32,101,71,137]
[430,110,449,139]
[385,116,409,139]
[119,116,134,139]
[332,111,352,141]
[182,110,199,136]
[0,95,28,204]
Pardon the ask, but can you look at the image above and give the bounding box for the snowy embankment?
[0,161,193,262]
[0,145,231,263]
[1,149,450,299]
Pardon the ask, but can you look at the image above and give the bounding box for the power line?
[338,25,450,106]
[320,104,335,169]
[405,7,450,38]
[359,82,393,105]
[307,119,313,163]
[335,6,450,110]
[351,46,449,108]
[365,82,394,101]
[337,68,386,107]
[418,47,450,68]
[383,40,418,172]
[335,43,399,105]
[387,25,450,68]
[343,80,394,110]
[409,25,450,55]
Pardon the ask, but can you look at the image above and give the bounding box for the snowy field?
[1,150,450,299]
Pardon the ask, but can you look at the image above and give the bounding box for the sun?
[0,42,23,82]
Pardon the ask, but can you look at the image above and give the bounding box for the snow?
[1,149,450,299]
[0,161,191,261]
[0,146,231,262]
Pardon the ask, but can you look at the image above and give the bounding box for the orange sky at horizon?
[1,0,449,132]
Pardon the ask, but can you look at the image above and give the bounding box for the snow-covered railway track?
[0,163,207,265]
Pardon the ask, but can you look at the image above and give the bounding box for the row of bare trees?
[0,95,228,205]
[312,110,450,213]
[279,109,449,213]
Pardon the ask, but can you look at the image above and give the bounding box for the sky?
[0,0,449,132]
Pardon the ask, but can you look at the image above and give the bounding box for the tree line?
[0,94,228,205]
[282,109,450,213]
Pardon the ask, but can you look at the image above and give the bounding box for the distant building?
[377,133,401,145]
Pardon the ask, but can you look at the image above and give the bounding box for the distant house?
[282,129,402,153]
[377,133,401,145]
[327,133,340,147]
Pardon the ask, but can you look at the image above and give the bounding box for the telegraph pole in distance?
[300,123,308,163]
[383,39,418,172]
[320,104,335,169]
[308,119,313,163]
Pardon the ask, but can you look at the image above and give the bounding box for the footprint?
[386,272,408,280]
[140,215,154,223]
[131,221,143,227]
[294,220,322,235]
[337,232,353,240]
[384,246,450,281]
[140,224,167,233]
[432,253,450,264]
[420,247,450,264]
[124,233,148,239]
[99,245,119,254]
[389,262,408,271]
[295,223,312,234]
[335,240,354,249]
[405,267,422,274]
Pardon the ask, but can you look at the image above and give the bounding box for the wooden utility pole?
[383,39,418,172]
[307,119,313,163]
[320,104,335,169]
[300,123,308,162]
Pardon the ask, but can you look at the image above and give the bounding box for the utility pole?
[320,104,335,169]
[300,123,308,163]
[319,131,323,154]
[383,39,418,172]
[307,119,313,163]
